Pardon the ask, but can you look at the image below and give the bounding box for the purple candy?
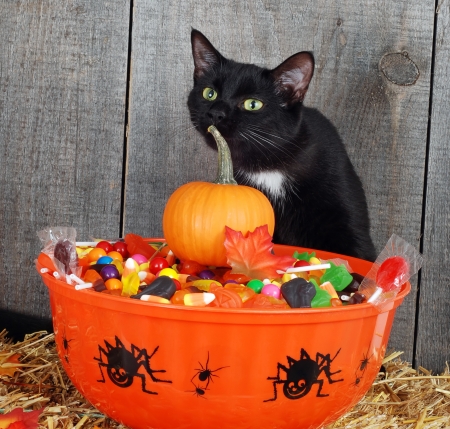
[223,279,238,285]
[100,264,120,281]
[198,269,215,280]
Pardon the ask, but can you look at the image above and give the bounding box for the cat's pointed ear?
[271,52,315,105]
[191,29,223,80]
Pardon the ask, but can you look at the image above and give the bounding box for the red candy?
[150,257,170,275]
[376,256,409,292]
[96,240,113,254]
[113,241,129,259]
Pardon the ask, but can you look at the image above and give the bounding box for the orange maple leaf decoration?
[224,225,295,280]
[0,408,43,429]
[0,354,21,377]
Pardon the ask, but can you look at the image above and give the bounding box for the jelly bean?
[113,241,129,259]
[96,240,113,254]
[261,284,281,300]
[158,267,179,279]
[105,278,122,291]
[149,257,169,275]
[376,256,409,292]
[97,256,113,265]
[131,253,148,265]
[280,278,316,308]
[198,269,215,280]
[88,247,107,263]
[247,279,264,294]
[131,276,176,300]
[189,279,222,291]
[184,292,215,306]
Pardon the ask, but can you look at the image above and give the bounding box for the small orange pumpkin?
[163,125,275,267]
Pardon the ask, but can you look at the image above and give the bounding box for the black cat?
[187,29,376,262]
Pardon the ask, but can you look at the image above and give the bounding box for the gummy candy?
[281,278,316,308]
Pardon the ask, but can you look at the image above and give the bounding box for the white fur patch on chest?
[244,171,287,200]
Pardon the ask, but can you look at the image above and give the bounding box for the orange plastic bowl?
[37,243,410,429]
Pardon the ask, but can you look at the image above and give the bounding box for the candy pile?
[36,231,369,310]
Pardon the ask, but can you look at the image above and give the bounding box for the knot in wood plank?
[380,52,420,86]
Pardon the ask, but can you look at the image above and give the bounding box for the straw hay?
[1,330,449,428]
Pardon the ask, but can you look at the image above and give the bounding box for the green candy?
[292,251,316,262]
[320,262,353,291]
[247,279,264,294]
[309,279,331,308]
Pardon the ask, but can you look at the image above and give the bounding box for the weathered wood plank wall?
[0,0,448,372]
[0,0,129,318]
[416,2,450,372]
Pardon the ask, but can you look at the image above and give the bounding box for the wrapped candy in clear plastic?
[37,226,80,283]
[358,234,423,310]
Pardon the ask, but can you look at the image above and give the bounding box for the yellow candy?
[191,279,222,292]
[158,267,179,280]
[111,259,123,275]
[121,272,140,296]
[281,273,296,283]
[309,256,322,265]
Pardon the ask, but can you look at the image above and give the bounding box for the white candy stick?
[75,283,93,290]
[40,268,50,274]
[76,241,101,247]
[70,273,86,285]
[53,271,61,279]
[276,263,331,275]
[367,287,383,303]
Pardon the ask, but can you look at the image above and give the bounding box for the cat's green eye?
[202,87,218,101]
[243,98,264,111]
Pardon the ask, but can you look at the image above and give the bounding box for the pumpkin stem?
[208,125,238,185]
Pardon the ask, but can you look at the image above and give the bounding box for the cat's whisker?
[247,124,295,144]
[245,129,292,160]
[238,132,272,162]
[246,125,296,144]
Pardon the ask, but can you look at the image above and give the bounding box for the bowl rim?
[36,241,411,325]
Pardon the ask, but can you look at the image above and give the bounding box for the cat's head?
[187,29,314,169]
